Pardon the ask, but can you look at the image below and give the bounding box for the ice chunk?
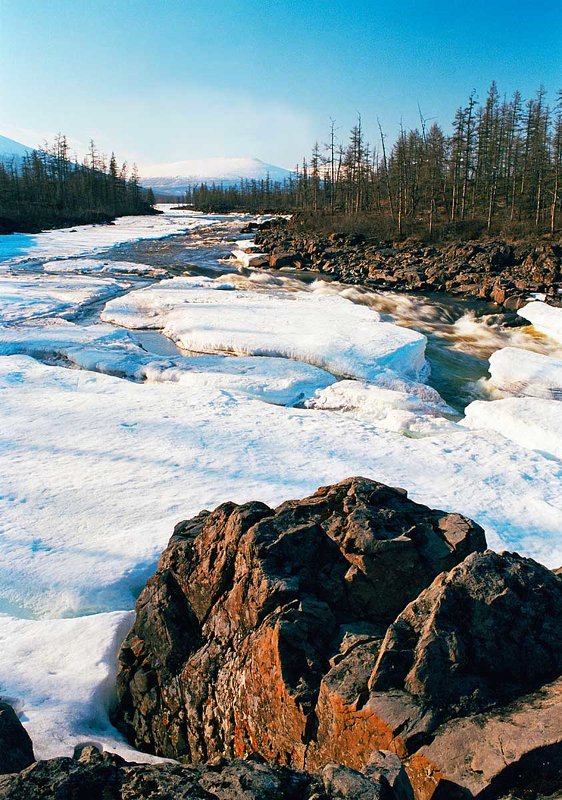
[102,277,427,380]
[233,240,261,251]
[518,301,562,344]
[488,347,562,399]
[43,258,165,276]
[230,249,269,267]
[306,374,456,436]
[0,274,129,324]
[462,396,562,460]
[0,321,335,406]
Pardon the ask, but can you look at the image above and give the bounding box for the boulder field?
[252,220,562,309]
[1,477,561,799]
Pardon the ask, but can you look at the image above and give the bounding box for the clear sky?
[1,0,561,172]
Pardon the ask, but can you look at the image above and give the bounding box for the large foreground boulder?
[112,477,485,765]
[112,478,562,798]
[0,703,34,775]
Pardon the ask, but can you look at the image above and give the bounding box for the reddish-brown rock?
[112,480,562,799]
[113,478,485,766]
[254,221,562,305]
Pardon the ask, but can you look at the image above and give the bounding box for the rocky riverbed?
[253,220,562,308]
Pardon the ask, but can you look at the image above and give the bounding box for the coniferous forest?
[186,84,562,240]
[0,134,156,233]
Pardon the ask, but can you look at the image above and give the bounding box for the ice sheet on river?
[0,321,335,405]
[0,206,230,266]
[43,257,166,276]
[518,300,562,344]
[101,276,427,380]
[0,274,129,324]
[488,347,562,399]
[1,353,561,614]
[463,396,562,460]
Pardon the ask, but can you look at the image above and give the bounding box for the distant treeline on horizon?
[0,136,156,234]
[185,83,562,240]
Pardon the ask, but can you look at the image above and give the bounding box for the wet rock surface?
[254,221,562,307]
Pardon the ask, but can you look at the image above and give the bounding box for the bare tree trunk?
[378,120,395,222]
[461,93,476,221]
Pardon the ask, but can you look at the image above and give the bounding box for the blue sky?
[1,0,560,171]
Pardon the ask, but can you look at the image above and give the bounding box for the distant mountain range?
[140,157,294,196]
[1,136,294,196]
[0,134,34,168]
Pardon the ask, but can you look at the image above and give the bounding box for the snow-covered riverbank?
[0,207,561,761]
[0,206,231,265]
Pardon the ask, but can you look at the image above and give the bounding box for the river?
[91,215,560,413]
[1,208,561,761]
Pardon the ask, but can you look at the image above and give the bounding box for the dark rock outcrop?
[364,550,562,798]
[0,703,34,775]
[370,550,562,715]
[112,477,485,766]
[254,221,562,306]
[0,745,406,799]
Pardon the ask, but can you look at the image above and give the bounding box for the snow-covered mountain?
[140,157,293,196]
[0,134,34,168]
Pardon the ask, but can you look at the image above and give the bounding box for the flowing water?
[97,219,562,412]
[6,211,557,411]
